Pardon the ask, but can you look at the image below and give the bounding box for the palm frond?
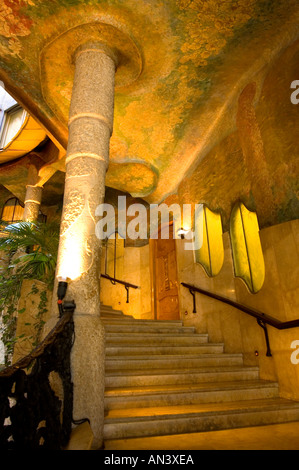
[0,221,59,252]
[0,221,60,288]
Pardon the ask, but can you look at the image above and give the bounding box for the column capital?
[24,184,43,202]
[73,41,118,68]
[66,39,116,170]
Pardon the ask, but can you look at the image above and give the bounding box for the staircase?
[101,305,299,444]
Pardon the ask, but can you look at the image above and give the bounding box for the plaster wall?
[177,218,299,400]
[100,243,152,320]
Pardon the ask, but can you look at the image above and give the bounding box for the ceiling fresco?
[0,0,298,224]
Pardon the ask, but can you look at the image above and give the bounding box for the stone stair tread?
[105,379,278,397]
[106,332,198,339]
[103,321,193,327]
[100,309,126,315]
[103,323,187,330]
[102,313,299,442]
[104,328,196,335]
[105,365,259,376]
[106,356,243,369]
[104,398,299,422]
[106,352,242,361]
[101,313,133,319]
[105,344,224,355]
[100,315,136,319]
[106,336,209,344]
[100,307,125,312]
[106,332,209,338]
[106,343,223,348]
[101,308,181,323]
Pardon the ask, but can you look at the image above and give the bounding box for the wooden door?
[152,226,180,321]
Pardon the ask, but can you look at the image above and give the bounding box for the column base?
[71,313,106,449]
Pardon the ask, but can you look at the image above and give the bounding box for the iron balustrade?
[0,309,75,449]
[181,282,299,357]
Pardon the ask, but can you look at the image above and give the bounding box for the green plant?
[0,221,60,365]
[0,221,59,289]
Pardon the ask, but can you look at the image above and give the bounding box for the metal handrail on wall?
[102,232,139,303]
[181,282,299,357]
[101,273,139,303]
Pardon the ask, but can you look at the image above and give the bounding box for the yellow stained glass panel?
[230,202,265,293]
[194,205,224,277]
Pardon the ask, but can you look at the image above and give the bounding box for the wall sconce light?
[57,277,68,300]
[57,276,76,317]
[177,227,189,239]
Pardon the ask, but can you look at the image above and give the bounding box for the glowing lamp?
[56,275,76,317]
[177,227,189,239]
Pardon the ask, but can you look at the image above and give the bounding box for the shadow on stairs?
[100,305,299,450]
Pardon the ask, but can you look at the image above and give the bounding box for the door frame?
[149,221,180,320]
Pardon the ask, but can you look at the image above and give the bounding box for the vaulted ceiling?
[0,0,298,221]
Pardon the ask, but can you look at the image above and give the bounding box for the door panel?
[153,235,180,321]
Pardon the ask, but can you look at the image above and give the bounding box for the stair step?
[100,305,123,311]
[104,380,279,410]
[103,398,299,440]
[104,324,196,334]
[100,308,124,313]
[106,344,224,356]
[101,313,134,319]
[102,312,299,444]
[105,365,260,387]
[105,315,183,327]
[100,306,137,321]
[106,333,209,345]
[105,353,244,370]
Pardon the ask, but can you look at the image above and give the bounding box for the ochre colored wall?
[100,244,152,320]
[177,219,299,400]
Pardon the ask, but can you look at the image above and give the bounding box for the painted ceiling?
[0,0,298,210]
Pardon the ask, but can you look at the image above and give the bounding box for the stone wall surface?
[177,219,299,400]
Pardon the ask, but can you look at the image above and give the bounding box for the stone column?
[55,42,117,448]
[56,42,116,313]
[23,184,43,222]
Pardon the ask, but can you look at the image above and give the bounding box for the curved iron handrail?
[101,273,139,303]
[181,282,299,356]
[0,310,75,449]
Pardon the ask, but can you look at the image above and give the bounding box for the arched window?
[194,204,224,277]
[1,197,47,224]
[0,105,27,149]
[230,202,265,293]
[1,197,24,223]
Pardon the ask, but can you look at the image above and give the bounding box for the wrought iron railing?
[0,308,75,450]
[101,273,139,303]
[181,282,299,357]
[102,231,139,303]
